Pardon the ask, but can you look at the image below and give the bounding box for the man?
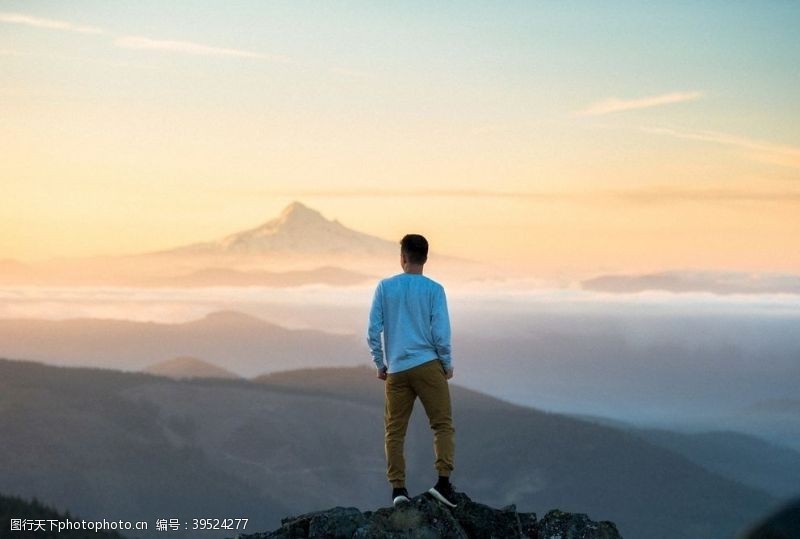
[367,233,459,508]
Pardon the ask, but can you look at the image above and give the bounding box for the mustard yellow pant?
[384,358,455,488]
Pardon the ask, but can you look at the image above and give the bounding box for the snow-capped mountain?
[154,201,397,257]
[1,202,488,286]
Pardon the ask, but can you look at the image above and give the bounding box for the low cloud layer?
[642,126,800,169]
[582,270,800,295]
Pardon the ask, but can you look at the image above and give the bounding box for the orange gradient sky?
[1,3,798,279]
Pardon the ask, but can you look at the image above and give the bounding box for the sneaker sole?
[427,487,457,508]
[392,495,410,506]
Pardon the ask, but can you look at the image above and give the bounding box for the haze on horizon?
[1,2,799,281]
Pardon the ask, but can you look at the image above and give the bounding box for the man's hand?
[445,366,454,380]
[377,366,387,380]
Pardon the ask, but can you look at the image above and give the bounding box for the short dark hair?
[400,234,428,264]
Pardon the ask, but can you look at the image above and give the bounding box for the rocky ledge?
[229,491,621,538]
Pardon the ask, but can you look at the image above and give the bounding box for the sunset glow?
[2,2,798,280]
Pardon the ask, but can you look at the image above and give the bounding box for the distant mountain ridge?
[0,310,363,377]
[581,269,800,295]
[137,265,374,287]
[142,356,241,380]
[0,357,779,539]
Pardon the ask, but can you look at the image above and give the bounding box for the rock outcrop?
[229,491,621,539]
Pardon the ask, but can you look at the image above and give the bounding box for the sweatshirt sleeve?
[367,282,386,369]
[431,285,452,370]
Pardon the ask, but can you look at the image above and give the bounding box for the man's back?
[369,233,459,508]
[367,272,452,375]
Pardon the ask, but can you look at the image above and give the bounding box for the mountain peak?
[211,202,395,255]
[150,201,398,258]
[278,201,326,224]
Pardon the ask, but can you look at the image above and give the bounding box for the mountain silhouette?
[0,492,126,538]
[0,310,361,376]
[141,356,241,380]
[581,269,800,295]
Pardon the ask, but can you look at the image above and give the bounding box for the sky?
[1,1,799,279]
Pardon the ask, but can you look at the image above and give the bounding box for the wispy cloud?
[642,126,800,169]
[215,187,800,204]
[606,185,800,204]
[213,187,582,203]
[0,11,105,34]
[575,91,703,116]
[1,11,292,64]
[114,36,291,62]
[248,188,574,199]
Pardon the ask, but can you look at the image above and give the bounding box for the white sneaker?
[392,487,410,506]
[428,483,458,508]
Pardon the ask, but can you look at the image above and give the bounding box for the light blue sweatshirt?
[367,272,452,374]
